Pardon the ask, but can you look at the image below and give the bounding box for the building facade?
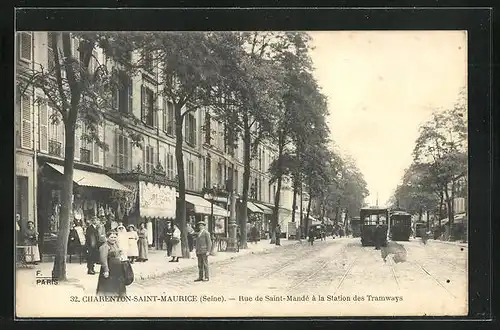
[16,32,298,252]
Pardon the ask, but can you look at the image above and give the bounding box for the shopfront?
[112,167,177,250]
[37,161,131,256]
[16,153,35,240]
[182,193,229,237]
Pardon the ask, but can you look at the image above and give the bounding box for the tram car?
[389,210,412,241]
[350,216,361,237]
[360,207,388,247]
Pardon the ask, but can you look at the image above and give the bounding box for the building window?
[187,160,195,191]
[259,179,262,201]
[79,125,93,164]
[259,149,263,171]
[113,71,133,114]
[141,85,156,127]
[47,32,55,72]
[234,170,239,193]
[217,163,223,187]
[144,145,155,174]
[205,156,211,188]
[204,112,211,145]
[163,99,175,135]
[18,32,32,62]
[165,153,175,180]
[116,134,130,173]
[48,112,62,157]
[185,113,197,147]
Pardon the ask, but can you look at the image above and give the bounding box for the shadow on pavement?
[381,241,408,263]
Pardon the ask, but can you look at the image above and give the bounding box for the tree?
[141,32,232,257]
[17,32,143,280]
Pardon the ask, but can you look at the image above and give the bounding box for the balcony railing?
[49,140,62,157]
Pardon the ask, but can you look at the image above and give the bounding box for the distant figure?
[420,227,429,245]
[275,225,281,246]
[127,225,139,263]
[137,222,148,262]
[169,224,182,262]
[250,223,259,244]
[308,227,315,246]
[374,223,382,250]
[85,217,100,275]
[23,221,41,264]
[195,221,212,282]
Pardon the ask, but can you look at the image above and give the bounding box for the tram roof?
[390,210,411,216]
[360,207,388,211]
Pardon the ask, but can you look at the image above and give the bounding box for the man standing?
[85,217,100,275]
[194,221,212,282]
[374,223,382,250]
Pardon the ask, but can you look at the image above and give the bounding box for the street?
[126,237,467,317]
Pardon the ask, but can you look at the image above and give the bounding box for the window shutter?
[20,95,32,149]
[153,94,158,128]
[39,101,49,153]
[58,117,65,157]
[128,77,133,114]
[19,32,32,62]
[74,126,81,161]
[93,125,103,165]
[140,85,146,122]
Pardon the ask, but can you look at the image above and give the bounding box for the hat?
[197,221,206,226]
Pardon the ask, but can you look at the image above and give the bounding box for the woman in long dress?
[96,230,127,297]
[116,225,128,259]
[127,225,139,263]
[137,222,148,262]
[169,224,182,262]
[23,221,41,264]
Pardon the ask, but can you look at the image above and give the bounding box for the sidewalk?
[428,238,468,248]
[16,239,300,295]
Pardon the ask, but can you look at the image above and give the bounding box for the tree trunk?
[299,180,303,240]
[52,119,76,281]
[239,119,252,250]
[444,186,453,241]
[175,105,189,258]
[304,183,312,235]
[438,189,444,228]
[291,175,298,223]
[271,130,285,244]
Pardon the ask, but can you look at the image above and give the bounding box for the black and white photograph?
[15,28,468,317]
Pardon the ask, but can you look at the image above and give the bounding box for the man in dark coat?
[194,221,212,282]
[374,223,382,250]
[85,217,100,274]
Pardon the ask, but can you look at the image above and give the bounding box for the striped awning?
[247,202,263,213]
[47,163,130,191]
[254,202,273,215]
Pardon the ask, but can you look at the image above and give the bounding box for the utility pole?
[226,163,238,252]
[376,192,379,207]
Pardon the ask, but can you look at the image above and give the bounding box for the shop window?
[80,125,93,164]
[187,160,195,191]
[184,113,197,147]
[144,145,155,175]
[141,85,156,127]
[116,134,131,173]
[163,99,175,135]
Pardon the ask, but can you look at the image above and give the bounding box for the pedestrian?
[137,222,148,262]
[16,214,22,245]
[116,225,128,259]
[169,224,182,262]
[187,222,195,252]
[250,223,259,244]
[374,223,381,250]
[67,221,81,257]
[275,224,281,246]
[127,225,139,263]
[96,230,127,297]
[194,221,212,282]
[23,221,40,264]
[308,227,315,246]
[85,217,100,274]
[97,217,107,247]
[165,222,174,256]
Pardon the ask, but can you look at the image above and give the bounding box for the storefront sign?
[16,154,33,176]
[139,181,176,219]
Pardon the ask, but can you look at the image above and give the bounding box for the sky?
[308,31,467,207]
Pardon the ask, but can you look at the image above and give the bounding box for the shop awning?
[247,202,263,213]
[180,193,229,217]
[254,202,273,215]
[47,163,130,191]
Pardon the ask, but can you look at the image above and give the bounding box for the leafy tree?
[17,32,144,280]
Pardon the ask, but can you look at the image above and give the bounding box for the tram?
[350,216,361,237]
[388,210,412,241]
[414,221,427,238]
[360,207,388,247]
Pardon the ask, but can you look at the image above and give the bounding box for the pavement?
[16,238,299,296]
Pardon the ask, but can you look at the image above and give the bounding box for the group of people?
[85,216,149,275]
[94,219,213,297]
[16,214,41,264]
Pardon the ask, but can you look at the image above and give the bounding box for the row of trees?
[17,31,365,280]
[389,90,467,233]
